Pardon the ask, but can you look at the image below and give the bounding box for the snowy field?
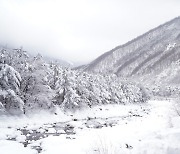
[0,100,180,154]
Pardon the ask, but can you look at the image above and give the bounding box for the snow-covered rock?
[16,135,26,143]
[47,128,56,134]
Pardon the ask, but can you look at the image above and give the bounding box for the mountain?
[81,17,180,84]
[43,56,73,67]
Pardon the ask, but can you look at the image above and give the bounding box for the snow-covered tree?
[0,64,24,114]
[0,47,149,114]
[20,54,55,113]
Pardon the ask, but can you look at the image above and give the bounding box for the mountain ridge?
[86,16,180,70]
[80,16,180,84]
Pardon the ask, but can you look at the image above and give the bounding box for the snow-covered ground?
[0,100,180,154]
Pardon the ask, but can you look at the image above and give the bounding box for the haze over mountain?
[81,17,180,85]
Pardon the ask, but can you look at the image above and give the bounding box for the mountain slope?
[82,17,180,80]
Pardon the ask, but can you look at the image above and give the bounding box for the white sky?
[0,0,180,64]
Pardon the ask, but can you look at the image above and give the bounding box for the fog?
[0,0,180,64]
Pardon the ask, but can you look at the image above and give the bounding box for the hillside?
[82,17,180,85]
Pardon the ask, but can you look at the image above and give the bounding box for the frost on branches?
[0,47,149,114]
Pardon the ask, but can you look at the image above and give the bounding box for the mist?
[0,0,180,64]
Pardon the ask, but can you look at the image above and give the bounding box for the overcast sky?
[0,0,180,64]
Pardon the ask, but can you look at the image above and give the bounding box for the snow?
[37,128,46,134]
[0,140,37,154]
[0,128,22,140]
[166,43,176,50]
[57,129,66,134]
[0,110,70,128]
[16,135,26,143]
[47,128,56,133]
[0,100,180,154]
[38,100,180,154]
[40,135,88,154]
